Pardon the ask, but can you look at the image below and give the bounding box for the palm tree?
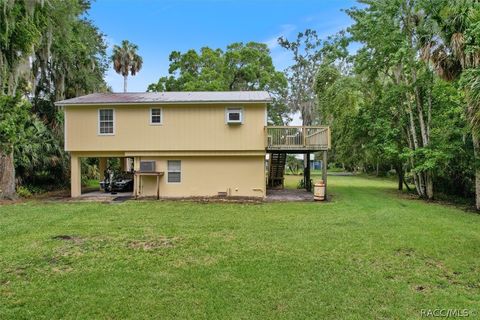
[111,40,143,92]
[423,0,480,207]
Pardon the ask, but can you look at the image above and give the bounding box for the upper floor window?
[150,108,162,125]
[226,107,243,124]
[98,109,114,135]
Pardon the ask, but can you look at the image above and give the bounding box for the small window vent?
[217,191,228,197]
[140,160,156,172]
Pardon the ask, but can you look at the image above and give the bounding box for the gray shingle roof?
[55,91,271,105]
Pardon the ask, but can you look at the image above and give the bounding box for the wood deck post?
[322,151,328,198]
[133,170,164,200]
[303,127,307,147]
[305,152,311,192]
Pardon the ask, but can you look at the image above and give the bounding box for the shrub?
[16,185,45,198]
[16,186,33,198]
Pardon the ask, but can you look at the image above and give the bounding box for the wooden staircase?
[268,153,286,189]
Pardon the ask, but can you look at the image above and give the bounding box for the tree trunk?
[412,71,429,147]
[472,131,480,210]
[412,81,433,200]
[0,149,16,199]
[403,14,434,200]
[425,172,433,200]
[405,121,424,197]
[427,82,433,139]
[123,75,128,93]
[396,164,404,191]
[403,177,412,191]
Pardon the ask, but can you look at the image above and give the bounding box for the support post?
[133,157,139,199]
[134,172,138,199]
[70,153,81,197]
[120,157,126,171]
[322,151,328,199]
[304,152,311,192]
[99,157,107,180]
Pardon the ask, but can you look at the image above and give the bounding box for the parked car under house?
[100,172,134,192]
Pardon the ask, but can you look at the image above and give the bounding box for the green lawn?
[1,175,479,319]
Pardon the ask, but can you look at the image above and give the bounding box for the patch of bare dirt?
[51,235,84,244]
[34,189,70,200]
[209,231,236,242]
[414,285,426,292]
[134,195,264,204]
[425,259,465,287]
[128,236,179,251]
[0,198,24,205]
[395,247,416,257]
[5,267,28,278]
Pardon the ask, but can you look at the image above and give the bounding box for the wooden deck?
[265,126,330,152]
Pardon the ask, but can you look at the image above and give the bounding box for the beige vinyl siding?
[65,103,266,152]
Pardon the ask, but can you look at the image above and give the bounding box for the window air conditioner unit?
[226,108,243,124]
[140,160,156,172]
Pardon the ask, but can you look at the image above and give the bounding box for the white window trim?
[98,108,115,136]
[149,107,163,125]
[167,160,181,184]
[225,106,244,124]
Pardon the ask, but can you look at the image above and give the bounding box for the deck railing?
[265,126,330,151]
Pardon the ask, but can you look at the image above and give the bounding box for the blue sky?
[88,0,358,93]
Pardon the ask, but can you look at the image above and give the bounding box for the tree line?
[1,0,479,210]
[319,0,480,207]
[0,0,107,198]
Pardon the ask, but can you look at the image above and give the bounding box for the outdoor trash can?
[314,181,325,201]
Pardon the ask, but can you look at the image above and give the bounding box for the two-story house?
[56,91,330,199]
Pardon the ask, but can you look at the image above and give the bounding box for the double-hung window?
[150,108,162,125]
[167,160,181,183]
[98,109,114,135]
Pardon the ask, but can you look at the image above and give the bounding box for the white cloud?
[263,24,296,50]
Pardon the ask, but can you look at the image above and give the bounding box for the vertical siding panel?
[67,103,265,152]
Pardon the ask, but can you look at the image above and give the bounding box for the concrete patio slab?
[266,189,314,202]
[78,191,133,202]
